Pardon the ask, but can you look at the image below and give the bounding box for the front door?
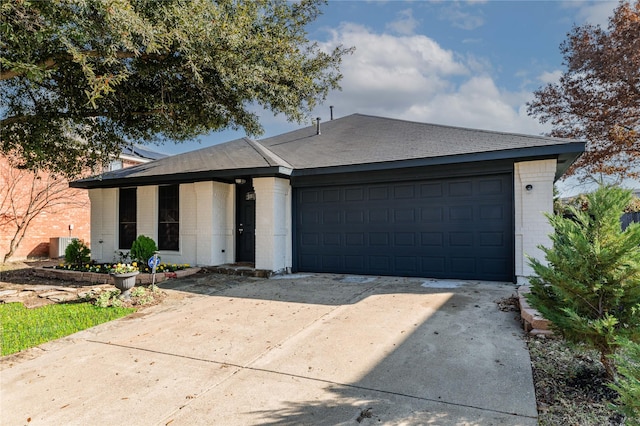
[236,179,256,263]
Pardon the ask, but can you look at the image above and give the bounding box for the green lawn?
[0,302,135,356]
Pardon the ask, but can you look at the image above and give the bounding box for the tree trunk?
[601,350,617,381]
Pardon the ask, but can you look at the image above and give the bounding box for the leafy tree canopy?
[528,0,640,180]
[0,0,352,177]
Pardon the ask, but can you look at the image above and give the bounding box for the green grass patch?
[0,302,135,356]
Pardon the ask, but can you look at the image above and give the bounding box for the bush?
[527,185,640,379]
[64,239,90,266]
[130,235,157,265]
[608,339,640,425]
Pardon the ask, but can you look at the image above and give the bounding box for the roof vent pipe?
[316,117,321,135]
[330,106,334,120]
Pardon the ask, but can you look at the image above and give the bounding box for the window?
[119,188,137,249]
[108,160,123,171]
[158,185,179,250]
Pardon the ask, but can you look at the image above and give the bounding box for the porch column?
[88,188,117,263]
[253,177,292,273]
[514,159,556,283]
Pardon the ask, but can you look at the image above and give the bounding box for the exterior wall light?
[235,178,246,185]
[525,184,533,191]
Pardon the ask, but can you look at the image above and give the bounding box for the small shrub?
[94,289,121,308]
[609,339,640,424]
[114,250,131,263]
[130,235,157,265]
[527,185,640,379]
[64,239,90,266]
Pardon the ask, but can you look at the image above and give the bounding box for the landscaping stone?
[1,267,204,308]
[518,285,552,335]
[32,267,200,285]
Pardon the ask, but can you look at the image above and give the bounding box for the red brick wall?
[0,157,91,261]
[1,156,150,262]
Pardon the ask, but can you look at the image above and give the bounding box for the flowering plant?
[109,262,139,274]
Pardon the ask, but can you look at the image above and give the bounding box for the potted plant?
[109,263,139,299]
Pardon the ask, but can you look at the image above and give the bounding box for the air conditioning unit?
[49,237,77,258]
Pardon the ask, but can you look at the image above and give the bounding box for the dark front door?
[236,179,256,262]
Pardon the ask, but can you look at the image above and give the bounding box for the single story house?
[71,114,584,283]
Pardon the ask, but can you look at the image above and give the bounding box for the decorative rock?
[38,291,70,299]
[0,289,18,297]
[518,286,553,334]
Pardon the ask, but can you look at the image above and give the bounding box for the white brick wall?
[253,177,292,272]
[88,188,117,263]
[177,183,197,264]
[191,181,234,266]
[89,183,237,267]
[514,159,556,283]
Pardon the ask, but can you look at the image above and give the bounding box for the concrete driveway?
[1,273,537,425]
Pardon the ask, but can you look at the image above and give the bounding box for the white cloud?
[386,8,420,35]
[538,70,563,85]
[439,3,484,30]
[313,23,548,136]
[572,1,617,27]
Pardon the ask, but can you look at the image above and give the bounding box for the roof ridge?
[244,137,294,169]
[352,113,582,143]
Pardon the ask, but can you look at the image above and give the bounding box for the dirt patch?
[528,336,624,425]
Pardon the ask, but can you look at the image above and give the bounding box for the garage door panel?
[322,189,340,202]
[395,256,418,273]
[323,233,341,245]
[346,210,364,223]
[370,232,390,246]
[480,204,505,220]
[370,255,392,271]
[421,232,443,246]
[482,257,510,275]
[345,233,365,246]
[421,183,443,197]
[323,210,341,224]
[451,257,476,274]
[449,181,474,197]
[301,233,319,246]
[421,257,446,272]
[450,232,473,247]
[345,188,364,201]
[479,232,503,246]
[394,233,415,246]
[394,208,416,222]
[322,255,341,269]
[369,186,389,200]
[369,209,389,223]
[449,205,474,220]
[479,178,504,195]
[295,173,513,281]
[301,211,319,225]
[345,255,364,269]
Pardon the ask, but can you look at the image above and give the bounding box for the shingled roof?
[71,114,584,188]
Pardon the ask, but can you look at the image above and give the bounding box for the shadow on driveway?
[1,272,536,425]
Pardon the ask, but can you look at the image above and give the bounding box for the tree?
[608,339,640,424]
[0,0,352,177]
[0,157,88,262]
[527,0,640,180]
[527,186,640,379]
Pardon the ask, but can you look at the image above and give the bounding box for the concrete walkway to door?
[1,273,537,425]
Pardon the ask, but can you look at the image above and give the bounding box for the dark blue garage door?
[294,174,513,281]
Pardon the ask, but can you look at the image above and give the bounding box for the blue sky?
[157,0,619,156]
